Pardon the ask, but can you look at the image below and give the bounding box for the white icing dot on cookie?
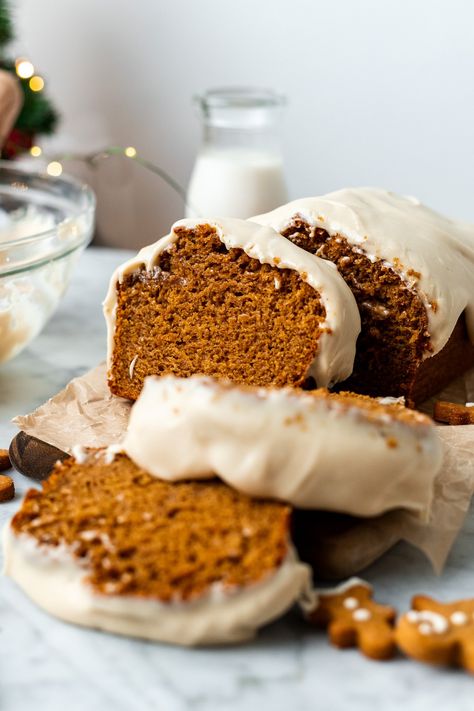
[419,622,432,636]
[343,596,359,610]
[407,610,449,635]
[353,608,371,622]
[450,611,468,626]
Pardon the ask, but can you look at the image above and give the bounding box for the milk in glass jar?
[186,88,288,218]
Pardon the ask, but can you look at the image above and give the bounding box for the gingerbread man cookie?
[396,595,474,672]
[0,474,14,502]
[0,448,11,471]
[433,401,474,425]
[307,578,396,660]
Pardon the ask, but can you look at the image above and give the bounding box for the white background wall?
[11,0,474,248]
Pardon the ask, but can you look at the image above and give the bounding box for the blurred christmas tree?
[0,0,58,158]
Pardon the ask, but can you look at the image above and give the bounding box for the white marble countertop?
[1,246,473,710]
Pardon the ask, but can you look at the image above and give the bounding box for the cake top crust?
[252,187,474,356]
[122,374,443,517]
[103,217,360,388]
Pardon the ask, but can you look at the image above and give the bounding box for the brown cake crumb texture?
[324,389,431,427]
[11,453,291,602]
[280,219,432,402]
[109,224,326,400]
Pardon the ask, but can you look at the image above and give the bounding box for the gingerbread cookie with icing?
[396,595,474,672]
[307,578,396,660]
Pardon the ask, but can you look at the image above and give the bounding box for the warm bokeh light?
[15,59,34,79]
[46,161,63,177]
[124,146,137,158]
[30,145,42,157]
[29,75,44,92]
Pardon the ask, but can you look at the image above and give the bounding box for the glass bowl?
[0,161,96,363]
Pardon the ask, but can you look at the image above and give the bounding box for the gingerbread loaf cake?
[122,374,442,517]
[103,218,360,400]
[3,450,312,645]
[253,188,474,405]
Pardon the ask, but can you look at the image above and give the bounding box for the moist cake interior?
[109,224,326,400]
[11,453,291,602]
[280,219,432,401]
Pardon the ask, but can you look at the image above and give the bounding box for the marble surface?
[1,246,474,710]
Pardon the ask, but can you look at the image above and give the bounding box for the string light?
[30,145,42,157]
[29,75,44,92]
[15,59,34,79]
[30,146,195,213]
[46,161,63,177]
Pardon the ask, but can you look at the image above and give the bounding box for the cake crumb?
[129,355,138,380]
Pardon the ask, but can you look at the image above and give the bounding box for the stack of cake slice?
[6,189,468,645]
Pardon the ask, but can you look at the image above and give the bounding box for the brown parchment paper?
[13,363,474,574]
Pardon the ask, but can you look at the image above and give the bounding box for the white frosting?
[302,577,370,616]
[450,611,468,626]
[378,396,406,406]
[122,375,443,517]
[252,188,474,356]
[103,217,360,388]
[352,608,371,622]
[0,205,57,243]
[314,577,372,598]
[343,597,359,610]
[406,609,449,635]
[0,207,76,363]
[2,525,312,646]
[70,444,89,464]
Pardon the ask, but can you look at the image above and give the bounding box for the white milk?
[186,148,288,219]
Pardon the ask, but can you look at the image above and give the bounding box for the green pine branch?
[0,2,59,149]
[0,59,59,136]
[0,0,14,49]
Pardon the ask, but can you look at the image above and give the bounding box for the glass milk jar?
[186,88,288,218]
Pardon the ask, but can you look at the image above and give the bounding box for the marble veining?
[1,247,474,711]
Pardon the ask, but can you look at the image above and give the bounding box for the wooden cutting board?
[9,431,69,481]
[8,431,399,580]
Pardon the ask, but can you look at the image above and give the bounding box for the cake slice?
[103,218,360,400]
[122,374,443,518]
[252,188,474,404]
[3,451,311,645]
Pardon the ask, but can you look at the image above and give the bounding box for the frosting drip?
[2,525,311,645]
[103,217,360,388]
[252,188,474,356]
[122,375,442,517]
